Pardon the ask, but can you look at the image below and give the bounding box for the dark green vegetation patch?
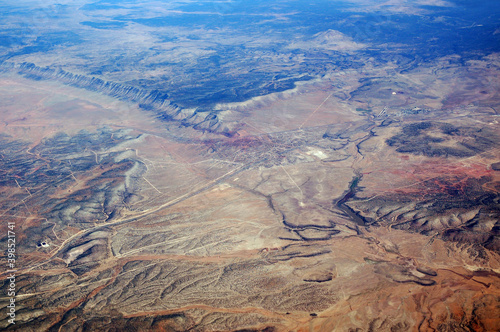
[386,122,497,158]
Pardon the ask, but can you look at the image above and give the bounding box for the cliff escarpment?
[2,62,237,136]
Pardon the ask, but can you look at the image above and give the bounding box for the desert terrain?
[0,0,499,331]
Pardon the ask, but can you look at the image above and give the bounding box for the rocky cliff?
[3,62,237,136]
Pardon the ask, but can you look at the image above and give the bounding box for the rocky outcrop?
[8,62,237,136]
[386,121,497,158]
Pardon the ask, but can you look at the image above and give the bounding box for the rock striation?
[5,62,237,136]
